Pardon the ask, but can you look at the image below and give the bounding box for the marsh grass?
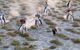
[45,20,54,25]
[46,28,51,32]
[49,40,63,45]
[71,38,80,43]
[23,42,29,45]
[19,32,29,37]
[57,17,68,22]
[65,29,80,34]
[14,31,36,41]
[44,19,56,27]
[3,45,9,48]
[30,25,37,29]
[56,34,70,40]
[0,34,4,43]
[44,19,51,22]
[0,38,2,41]
[3,5,9,8]
[62,0,67,3]
[0,34,5,37]
[57,17,64,20]
[25,36,37,41]
[7,31,17,36]
[49,45,58,49]
[43,48,49,50]
[48,12,52,16]
[0,38,2,44]
[15,31,37,41]
[14,31,29,37]
[1,25,14,31]
[1,25,8,30]
[52,15,57,17]
[11,40,20,46]
[22,42,35,49]
[14,46,33,50]
[14,31,22,34]
[48,25,55,28]
[72,22,80,27]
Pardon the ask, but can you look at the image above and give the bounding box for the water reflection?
[73,11,80,18]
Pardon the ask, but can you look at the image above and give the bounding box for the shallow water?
[73,11,80,18]
[0,0,80,50]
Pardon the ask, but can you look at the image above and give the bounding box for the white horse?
[63,8,75,21]
[19,16,43,32]
[63,13,74,21]
[0,12,9,25]
[19,17,36,32]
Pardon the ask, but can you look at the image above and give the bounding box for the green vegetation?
[56,34,70,40]
[25,36,37,41]
[44,19,53,25]
[1,25,14,31]
[44,19,56,27]
[57,17,64,20]
[62,0,67,3]
[14,31,22,34]
[0,34,3,43]
[14,31,29,37]
[11,40,20,46]
[46,28,51,32]
[49,45,57,49]
[23,42,29,45]
[30,25,37,29]
[7,31,17,36]
[74,19,80,22]
[1,25,8,29]
[43,48,49,50]
[57,17,69,22]
[48,12,52,16]
[19,32,29,37]
[14,31,36,41]
[14,47,33,50]
[45,20,55,25]
[65,29,80,34]
[48,25,55,28]
[65,29,75,33]
[49,40,63,45]
[71,38,80,43]
[14,44,34,50]
[0,37,2,42]
[0,34,5,37]
[3,45,9,48]
[72,22,80,27]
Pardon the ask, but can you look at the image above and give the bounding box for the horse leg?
[39,19,42,25]
[24,27,27,32]
[35,20,38,27]
[66,13,69,20]
[18,24,23,31]
[70,13,74,20]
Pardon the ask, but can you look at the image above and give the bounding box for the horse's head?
[20,18,26,24]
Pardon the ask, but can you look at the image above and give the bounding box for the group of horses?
[0,0,77,35]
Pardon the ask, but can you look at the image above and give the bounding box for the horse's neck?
[0,15,3,19]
